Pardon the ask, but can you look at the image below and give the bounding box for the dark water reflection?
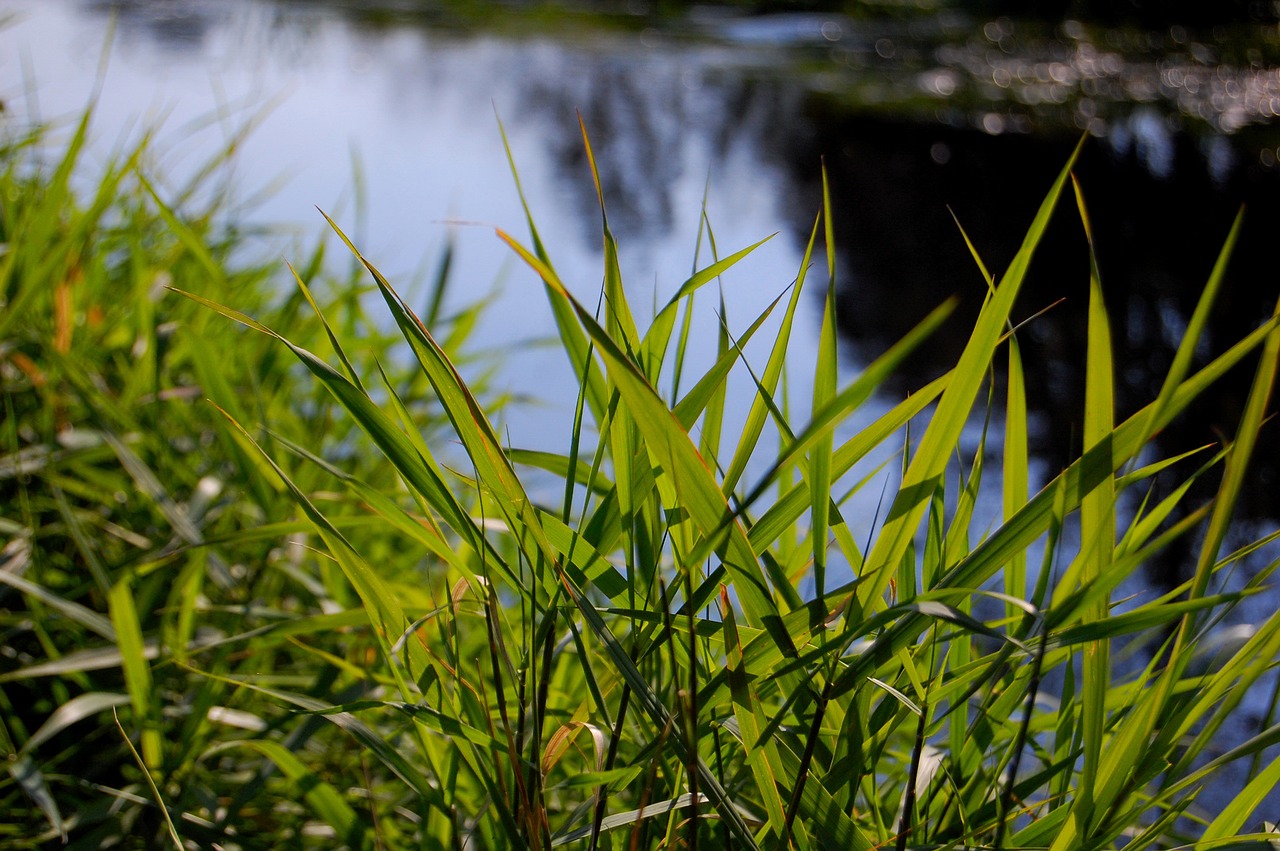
[784,115,1280,559]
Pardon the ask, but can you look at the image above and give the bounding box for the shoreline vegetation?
[3,100,1280,849]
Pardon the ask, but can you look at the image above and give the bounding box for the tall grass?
[3,104,1280,849]
[0,109,485,848]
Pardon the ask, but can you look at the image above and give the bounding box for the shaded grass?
[3,103,1280,850]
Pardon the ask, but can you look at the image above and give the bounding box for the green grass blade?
[1074,174,1115,824]
[173,286,517,592]
[1003,335,1029,616]
[1186,290,1280,605]
[320,217,568,602]
[211,407,431,698]
[641,233,775,385]
[112,708,182,849]
[720,213,818,497]
[671,288,786,430]
[107,576,162,770]
[497,112,608,421]
[578,116,640,357]
[1134,210,1244,456]
[857,139,1082,613]
[810,167,839,603]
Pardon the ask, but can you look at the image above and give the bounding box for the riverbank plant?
[3,106,1280,849]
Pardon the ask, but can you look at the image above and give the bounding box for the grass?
[2,102,1280,850]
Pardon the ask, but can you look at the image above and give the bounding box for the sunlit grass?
[3,103,1280,850]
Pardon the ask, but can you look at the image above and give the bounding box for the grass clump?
[0,110,484,848]
[3,106,1280,850]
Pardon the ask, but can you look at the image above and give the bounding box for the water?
[0,0,830,466]
[6,2,1279,515]
[5,0,1279,637]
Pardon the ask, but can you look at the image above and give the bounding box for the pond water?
[0,0,834,472]
[4,0,1280,818]
[5,0,1278,567]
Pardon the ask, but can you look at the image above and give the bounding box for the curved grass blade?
[641,233,776,385]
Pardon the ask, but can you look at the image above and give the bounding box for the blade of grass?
[112,707,182,849]
[1073,174,1116,831]
[857,138,1082,614]
[107,576,161,770]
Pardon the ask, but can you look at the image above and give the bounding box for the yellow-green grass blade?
[534,509,628,600]
[857,139,1082,614]
[301,698,504,751]
[268,432,478,579]
[1115,445,1221,558]
[1185,290,1280,607]
[138,174,228,292]
[325,218,575,604]
[1105,294,1280,838]
[1048,591,1251,648]
[112,708,182,849]
[834,311,1280,688]
[1074,175,1115,827]
[1158,715,1280,810]
[1134,210,1244,457]
[720,213,819,497]
[719,590,791,845]
[329,228,758,842]
[287,261,366,393]
[560,572,764,848]
[640,233,776,386]
[1126,294,1280,813]
[750,297,955,516]
[1083,617,1280,847]
[107,576,162,770]
[701,286,732,467]
[578,116,640,358]
[508,448,615,496]
[186,669,453,813]
[773,732,875,851]
[497,113,609,422]
[496,244,770,850]
[810,169,839,602]
[1048,506,1210,634]
[669,182,712,402]
[551,793,712,847]
[1003,335,1029,618]
[671,288,788,430]
[748,370,950,556]
[370,355,460,513]
[0,107,96,341]
[1166,604,1280,774]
